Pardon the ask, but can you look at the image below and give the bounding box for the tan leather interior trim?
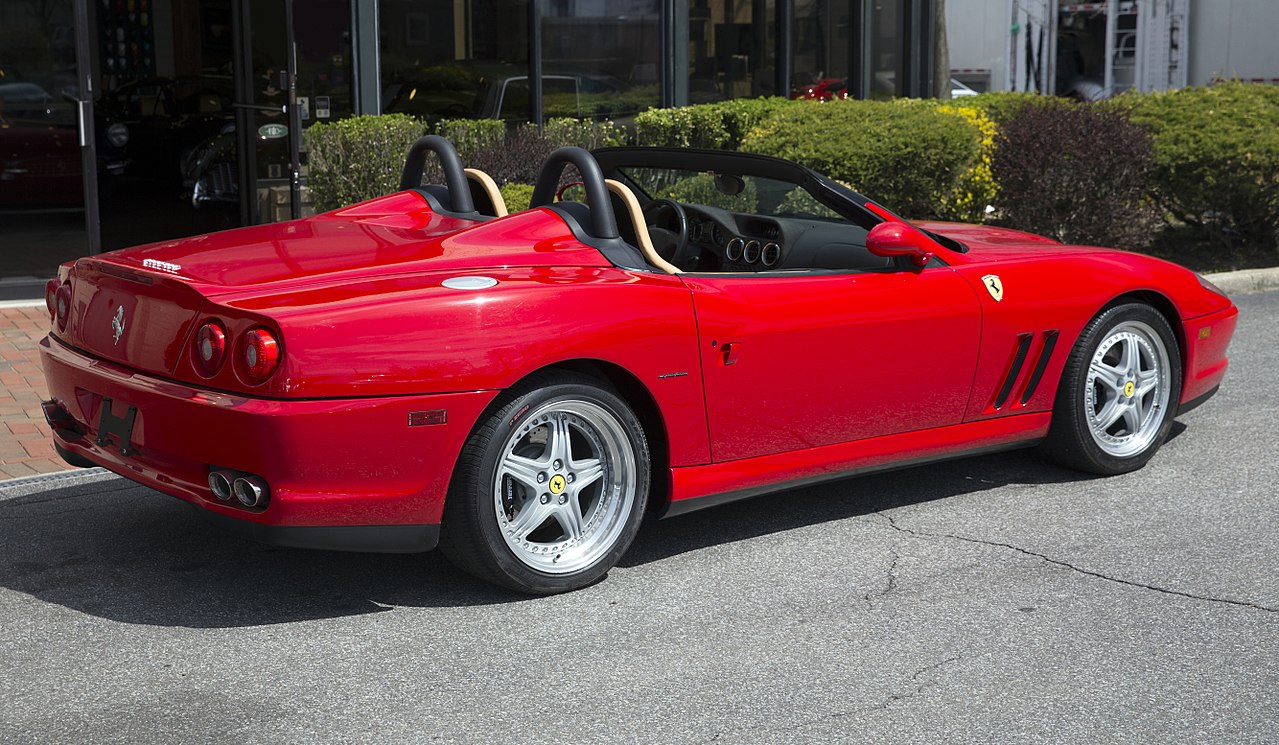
[464,168,508,217]
[602,179,682,275]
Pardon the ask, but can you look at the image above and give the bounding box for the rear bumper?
[198,510,441,553]
[1180,304,1238,406]
[40,335,498,550]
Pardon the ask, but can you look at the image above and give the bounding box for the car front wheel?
[1040,302,1182,475]
[440,372,649,594]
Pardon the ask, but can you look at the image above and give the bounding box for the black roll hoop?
[529,147,619,240]
[398,135,476,214]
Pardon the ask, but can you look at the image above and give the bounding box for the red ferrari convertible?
[40,137,1237,594]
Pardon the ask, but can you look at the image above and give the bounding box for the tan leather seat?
[602,179,682,274]
[464,168,508,218]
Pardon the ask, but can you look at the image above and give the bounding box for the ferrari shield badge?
[111,305,126,345]
[981,274,1004,302]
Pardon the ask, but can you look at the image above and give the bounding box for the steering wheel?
[555,180,585,201]
[642,199,696,269]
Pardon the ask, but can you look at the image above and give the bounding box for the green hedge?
[434,118,506,162]
[305,84,1279,268]
[742,99,983,220]
[635,97,790,150]
[1121,82,1279,249]
[540,118,627,150]
[304,114,427,212]
[941,92,1051,125]
[635,105,729,149]
[712,97,793,148]
[500,182,535,214]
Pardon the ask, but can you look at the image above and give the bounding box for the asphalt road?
[2,292,1276,744]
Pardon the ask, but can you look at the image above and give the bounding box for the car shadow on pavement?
[0,428,1181,628]
[623,445,1111,568]
[0,479,514,628]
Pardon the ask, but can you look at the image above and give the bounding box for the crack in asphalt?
[877,513,1278,613]
[867,655,964,712]
[698,654,964,742]
[862,546,899,610]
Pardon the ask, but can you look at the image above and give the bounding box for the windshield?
[616,166,849,224]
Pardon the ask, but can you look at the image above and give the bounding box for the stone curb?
[0,467,111,496]
[1202,266,1279,296]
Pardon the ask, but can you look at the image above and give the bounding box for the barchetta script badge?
[981,274,1004,302]
[112,305,126,345]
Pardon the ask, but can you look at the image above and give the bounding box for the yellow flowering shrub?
[937,105,998,223]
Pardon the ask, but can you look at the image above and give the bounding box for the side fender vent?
[993,334,1033,410]
[1019,330,1059,405]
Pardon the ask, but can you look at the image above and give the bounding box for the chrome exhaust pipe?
[208,471,235,501]
[232,476,269,508]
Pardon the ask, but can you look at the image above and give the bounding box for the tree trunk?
[934,0,951,99]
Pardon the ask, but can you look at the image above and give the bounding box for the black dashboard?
[682,205,889,273]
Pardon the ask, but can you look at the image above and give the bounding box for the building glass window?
[792,0,854,98]
[540,0,661,121]
[868,0,903,98]
[687,0,777,103]
[379,0,531,125]
[0,2,89,292]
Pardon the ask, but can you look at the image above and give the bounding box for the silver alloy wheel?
[492,399,637,574]
[1084,320,1172,458]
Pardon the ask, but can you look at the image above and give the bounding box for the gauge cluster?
[688,213,784,271]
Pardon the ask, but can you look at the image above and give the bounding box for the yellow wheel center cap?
[549,474,567,495]
[1124,381,1136,397]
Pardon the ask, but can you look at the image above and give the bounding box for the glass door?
[233,0,352,225]
[0,0,97,298]
[91,0,241,252]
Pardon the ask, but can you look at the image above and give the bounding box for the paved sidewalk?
[0,303,69,478]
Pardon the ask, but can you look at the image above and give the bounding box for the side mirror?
[866,222,939,268]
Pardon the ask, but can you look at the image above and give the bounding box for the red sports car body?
[40,139,1237,593]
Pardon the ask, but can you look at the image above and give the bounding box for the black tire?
[1040,302,1181,475]
[439,371,650,594]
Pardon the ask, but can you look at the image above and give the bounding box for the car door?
[682,265,983,463]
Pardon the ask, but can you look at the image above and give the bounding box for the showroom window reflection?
[541,0,662,120]
[376,0,932,124]
[379,0,531,124]
[689,0,777,102]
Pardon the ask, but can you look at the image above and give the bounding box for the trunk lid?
[63,259,208,376]
[104,193,610,295]
[55,192,611,378]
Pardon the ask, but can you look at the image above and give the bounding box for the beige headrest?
[464,168,508,218]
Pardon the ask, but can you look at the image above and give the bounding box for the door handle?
[232,102,286,113]
[75,99,88,148]
[721,342,741,366]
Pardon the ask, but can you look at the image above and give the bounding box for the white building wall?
[948,0,1279,93]
[946,0,1012,90]
[1188,0,1279,84]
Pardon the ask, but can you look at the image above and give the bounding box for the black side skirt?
[661,438,1042,519]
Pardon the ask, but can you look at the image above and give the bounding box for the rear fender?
[231,267,712,467]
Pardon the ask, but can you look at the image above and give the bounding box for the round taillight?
[237,328,280,384]
[192,322,227,377]
[45,279,60,316]
[54,284,73,331]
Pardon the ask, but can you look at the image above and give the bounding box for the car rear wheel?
[440,372,649,594]
[1040,303,1181,475]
